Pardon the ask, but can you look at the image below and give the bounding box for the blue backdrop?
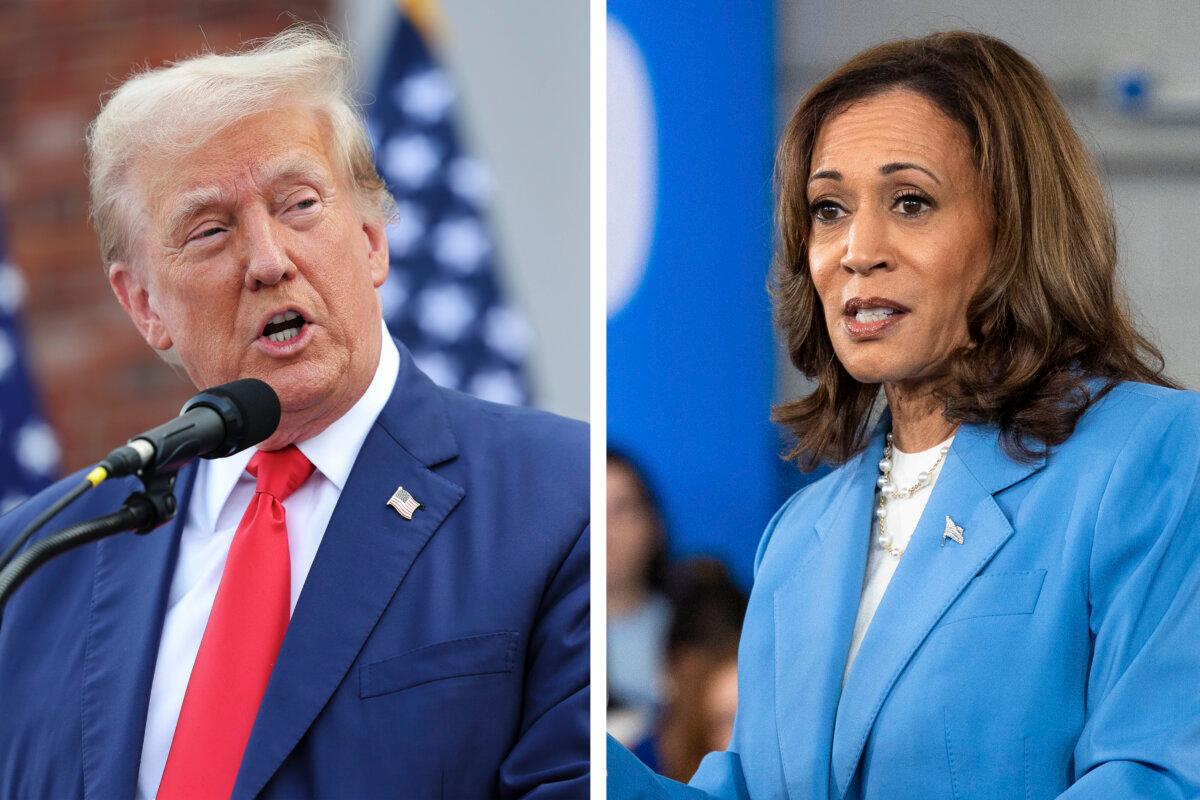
[607,2,777,587]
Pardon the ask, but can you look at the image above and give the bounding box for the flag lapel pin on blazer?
[942,515,965,546]
[387,486,421,520]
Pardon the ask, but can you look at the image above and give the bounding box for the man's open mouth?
[262,311,306,343]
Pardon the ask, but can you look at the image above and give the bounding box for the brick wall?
[0,2,330,473]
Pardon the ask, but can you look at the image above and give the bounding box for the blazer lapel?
[829,423,1044,799]
[82,464,196,800]
[233,345,465,800]
[773,429,878,800]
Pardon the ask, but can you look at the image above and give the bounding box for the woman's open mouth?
[842,297,909,341]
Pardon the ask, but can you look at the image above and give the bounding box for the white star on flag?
[417,283,475,341]
[432,217,490,273]
[398,69,456,123]
[384,134,442,188]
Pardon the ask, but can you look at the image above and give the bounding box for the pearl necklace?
[874,433,951,557]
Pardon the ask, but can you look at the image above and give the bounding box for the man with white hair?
[0,28,588,799]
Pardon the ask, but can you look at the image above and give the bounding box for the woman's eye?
[895,194,932,216]
[810,201,845,222]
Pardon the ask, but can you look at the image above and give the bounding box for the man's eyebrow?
[164,185,232,239]
[256,154,333,193]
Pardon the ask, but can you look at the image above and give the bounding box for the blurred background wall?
[607,2,777,590]
[0,0,587,502]
[606,0,1200,764]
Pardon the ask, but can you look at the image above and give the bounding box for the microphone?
[0,380,278,581]
[100,378,281,477]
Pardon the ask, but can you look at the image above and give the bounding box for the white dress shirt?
[843,433,954,683]
[136,327,400,800]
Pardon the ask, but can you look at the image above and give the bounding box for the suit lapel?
[233,345,465,800]
[81,464,196,800]
[773,430,878,800]
[829,423,1044,799]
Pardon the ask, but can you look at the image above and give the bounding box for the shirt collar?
[197,320,400,530]
[297,324,399,492]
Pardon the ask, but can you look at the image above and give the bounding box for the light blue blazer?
[610,381,1200,799]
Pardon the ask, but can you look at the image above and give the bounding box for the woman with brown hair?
[630,558,747,782]
[609,30,1200,799]
[608,449,674,729]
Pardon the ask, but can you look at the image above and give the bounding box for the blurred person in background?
[611,30,1200,799]
[631,558,747,782]
[607,448,673,740]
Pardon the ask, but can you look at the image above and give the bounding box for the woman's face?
[806,89,993,387]
[606,461,658,594]
[702,660,739,753]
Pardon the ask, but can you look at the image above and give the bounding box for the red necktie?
[157,445,314,800]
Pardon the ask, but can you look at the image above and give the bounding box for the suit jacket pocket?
[359,631,520,698]
[936,569,1046,629]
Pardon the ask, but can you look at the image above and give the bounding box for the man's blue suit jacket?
[610,381,1200,799]
[0,341,589,799]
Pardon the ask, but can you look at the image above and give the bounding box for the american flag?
[386,485,422,520]
[369,11,532,407]
[0,205,60,514]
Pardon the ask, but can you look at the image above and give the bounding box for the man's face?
[109,106,389,442]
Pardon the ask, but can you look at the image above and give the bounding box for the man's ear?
[108,261,173,351]
[363,218,390,289]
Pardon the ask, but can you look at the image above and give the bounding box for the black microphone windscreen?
[204,378,281,448]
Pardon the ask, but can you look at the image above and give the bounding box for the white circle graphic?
[607,18,657,319]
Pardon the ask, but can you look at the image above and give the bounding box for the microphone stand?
[0,471,178,615]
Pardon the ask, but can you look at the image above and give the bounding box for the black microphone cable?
[0,464,109,574]
[0,377,279,573]
[0,495,143,611]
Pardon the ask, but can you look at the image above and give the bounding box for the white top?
[842,433,954,683]
[136,325,400,800]
[607,591,672,713]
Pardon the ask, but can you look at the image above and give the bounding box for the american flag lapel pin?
[387,485,421,520]
[942,515,965,546]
